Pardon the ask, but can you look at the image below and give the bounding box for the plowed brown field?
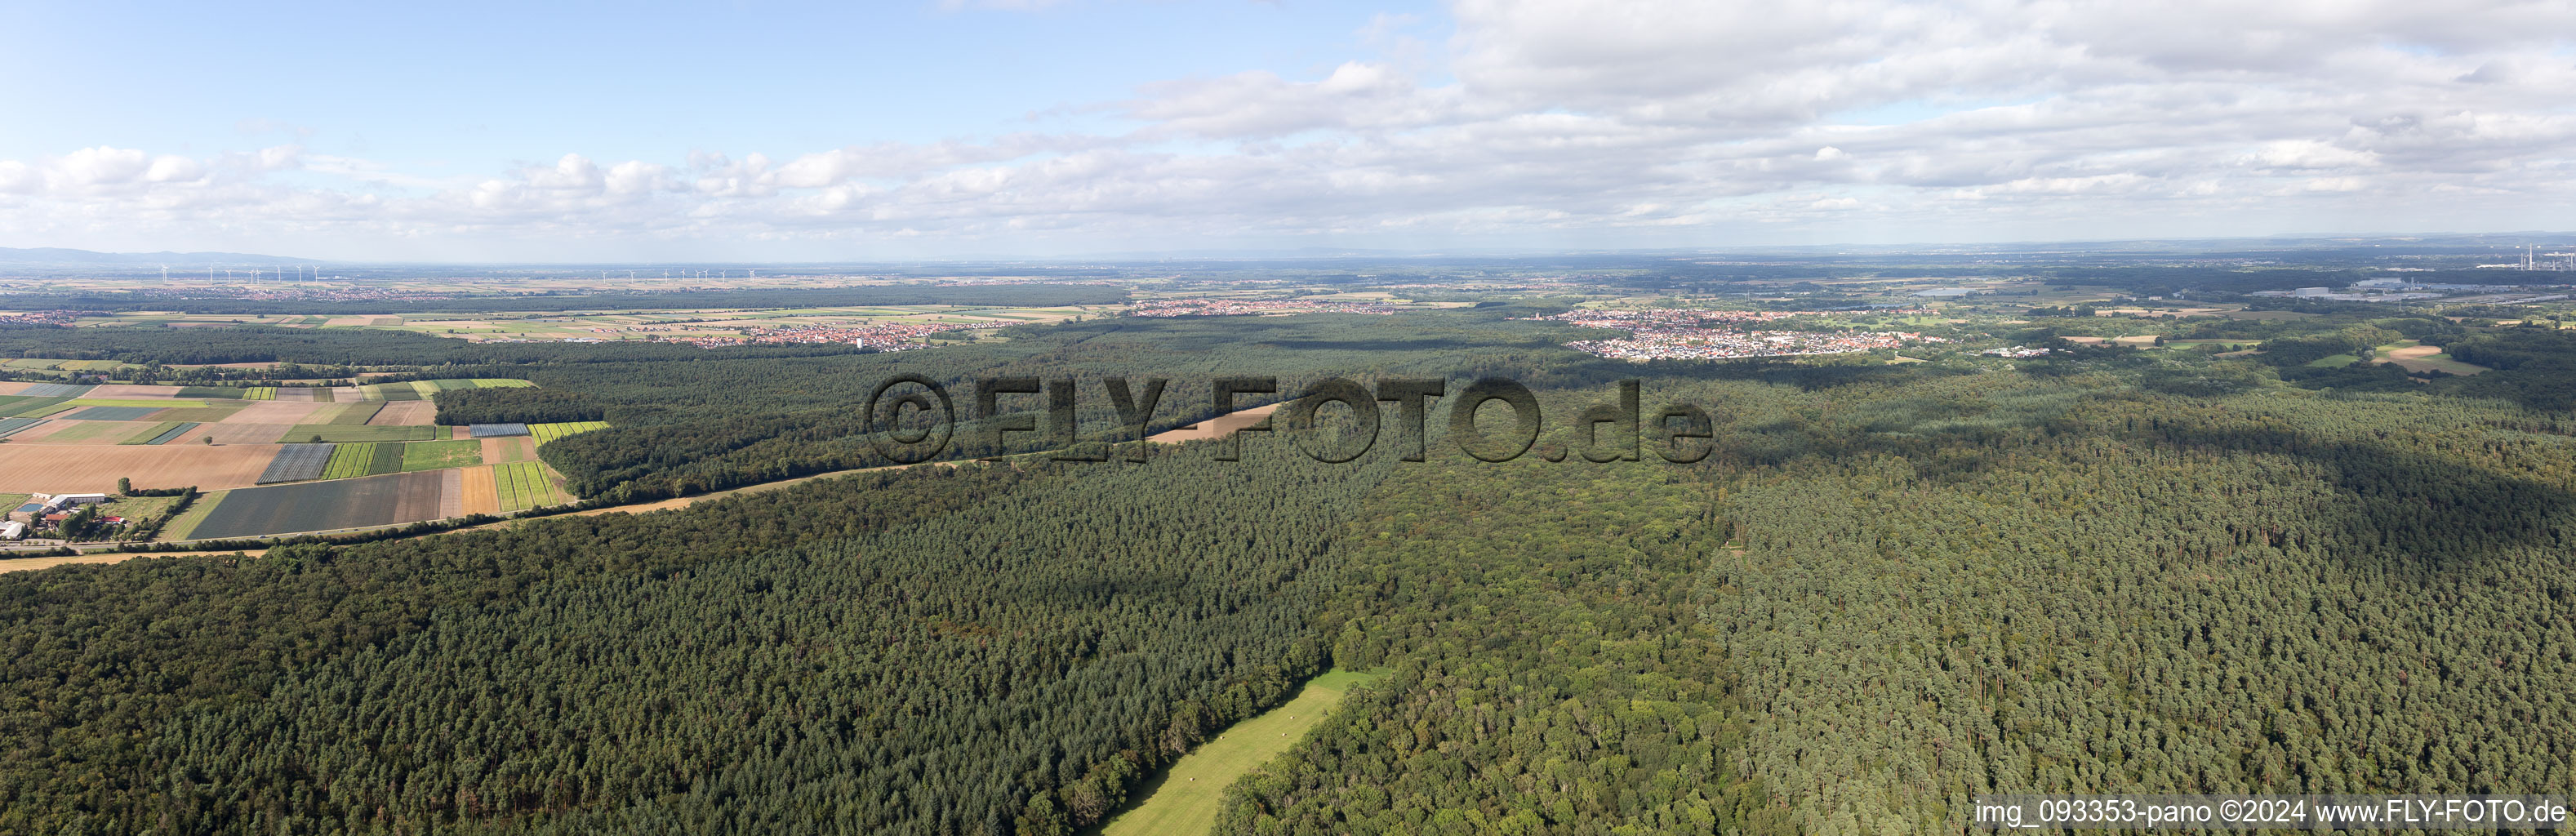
[196,423,293,444]
[0,444,285,492]
[368,401,438,425]
[223,401,331,424]
[480,435,535,463]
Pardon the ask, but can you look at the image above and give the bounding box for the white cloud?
[4,0,2574,256]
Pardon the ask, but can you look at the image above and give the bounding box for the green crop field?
[469,379,536,388]
[158,490,228,541]
[399,439,483,472]
[321,443,380,479]
[493,460,550,511]
[1100,669,1386,836]
[529,421,610,446]
[278,425,438,443]
[244,387,278,400]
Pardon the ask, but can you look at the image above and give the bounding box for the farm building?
[46,493,109,509]
[0,520,21,540]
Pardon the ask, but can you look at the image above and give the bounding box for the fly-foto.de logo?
[861,376,1717,465]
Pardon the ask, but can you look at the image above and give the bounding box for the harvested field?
[223,401,333,425]
[2375,343,2492,375]
[188,470,448,540]
[438,469,464,518]
[480,435,535,464]
[256,444,336,483]
[367,401,438,426]
[330,387,364,401]
[280,425,437,443]
[459,465,501,514]
[1,420,72,442]
[330,402,385,425]
[60,406,165,421]
[0,381,29,395]
[82,385,185,398]
[151,407,249,422]
[196,423,292,445]
[400,439,482,471]
[0,444,284,492]
[1146,402,1283,443]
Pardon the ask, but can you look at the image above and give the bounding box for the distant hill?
[0,247,318,265]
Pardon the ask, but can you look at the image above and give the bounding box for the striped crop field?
[244,387,278,400]
[529,421,610,446]
[469,379,536,388]
[321,443,380,479]
[121,421,188,445]
[492,460,563,511]
[143,422,202,445]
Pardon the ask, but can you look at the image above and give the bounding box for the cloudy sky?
[2,0,2571,261]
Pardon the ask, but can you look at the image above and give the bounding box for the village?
[1535,307,1945,361]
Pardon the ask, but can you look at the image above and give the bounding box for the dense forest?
[6,306,2575,834]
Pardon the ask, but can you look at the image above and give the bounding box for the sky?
[1,0,2571,261]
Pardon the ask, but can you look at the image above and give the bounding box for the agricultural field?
[23,420,158,444]
[157,490,229,541]
[367,401,438,425]
[118,421,189,445]
[2371,340,2492,375]
[492,460,568,510]
[0,417,47,438]
[184,470,449,540]
[0,443,284,493]
[320,442,406,480]
[399,439,483,472]
[256,444,336,483]
[529,421,610,446]
[328,402,386,424]
[479,435,536,463]
[1100,669,1385,836]
[278,425,438,443]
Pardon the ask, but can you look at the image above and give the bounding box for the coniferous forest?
[3,305,2574,834]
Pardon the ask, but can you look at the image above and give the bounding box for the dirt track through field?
[0,444,287,492]
[368,401,438,425]
[0,548,270,574]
